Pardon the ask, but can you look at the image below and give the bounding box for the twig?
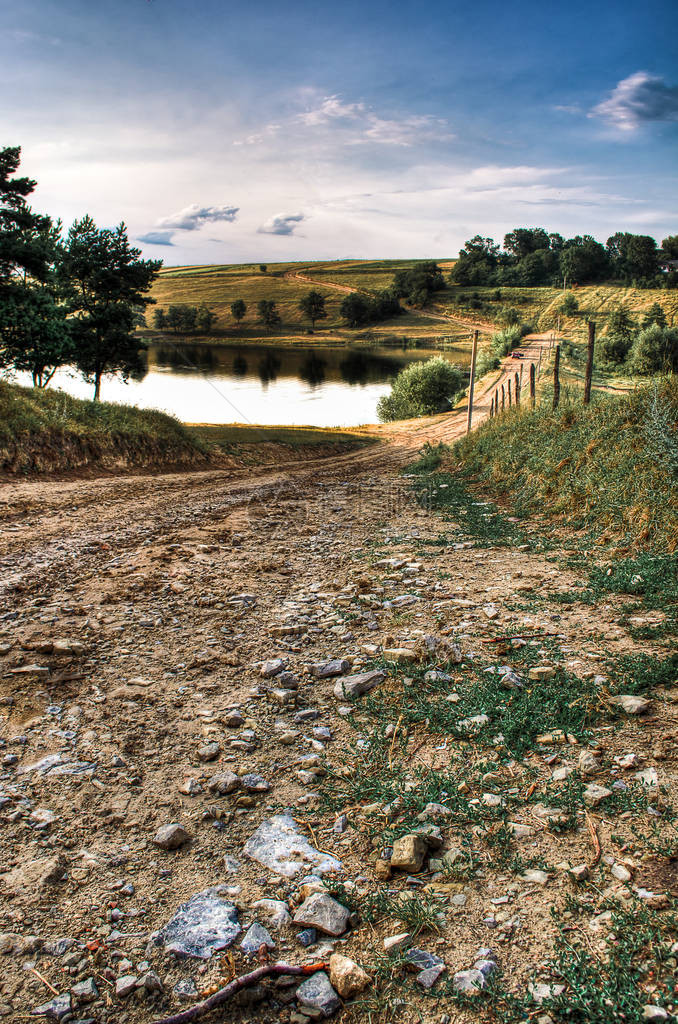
[153,962,327,1024]
[388,714,403,770]
[481,632,560,644]
[28,967,58,996]
[292,819,335,859]
[586,811,601,868]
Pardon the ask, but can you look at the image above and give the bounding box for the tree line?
[0,147,161,398]
[451,228,678,289]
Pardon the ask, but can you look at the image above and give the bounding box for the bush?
[475,348,501,377]
[377,357,465,422]
[629,325,678,375]
[490,322,533,358]
[560,294,579,316]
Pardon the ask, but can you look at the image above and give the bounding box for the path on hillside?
[0,329,674,1024]
[285,267,495,334]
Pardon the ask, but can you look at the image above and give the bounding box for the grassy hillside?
[145,260,465,346]
[0,381,207,476]
[450,377,678,551]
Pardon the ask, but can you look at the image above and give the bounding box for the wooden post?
[508,378,512,407]
[537,347,542,377]
[553,344,561,410]
[515,371,520,406]
[501,383,505,410]
[466,330,479,433]
[584,320,595,405]
[490,397,494,417]
[530,362,536,407]
[495,388,499,413]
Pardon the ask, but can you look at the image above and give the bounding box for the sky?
[2,0,677,265]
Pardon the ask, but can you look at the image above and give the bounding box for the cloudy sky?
[3,0,677,265]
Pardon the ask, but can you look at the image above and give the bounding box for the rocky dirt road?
[0,346,675,1024]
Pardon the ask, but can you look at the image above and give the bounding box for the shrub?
[377,357,465,422]
[475,347,501,377]
[560,294,579,316]
[629,325,678,375]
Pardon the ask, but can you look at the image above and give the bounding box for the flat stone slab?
[293,893,351,936]
[333,670,385,700]
[243,814,343,878]
[156,891,240,959]
[295,971,341,1018]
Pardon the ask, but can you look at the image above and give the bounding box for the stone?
[208,771,241,795]
[297,928,317,947]
[583,784,612,807]
[115,976,138,998]
[417,964,446,989]
[295,971,341,1018]
[328,953,371,998]
[529,983,565,1004]
[141,971,163,993]
[453,969,486,993]
[578,749,601,776]
[197,742,220,762]
[310,659,351,679]
[610,695,651,715]
[333,670,385,700]
[643,1007,668,1022]
[157,891,240,958]
[384,932,411,952]
[70,979,98,1004]
[241,773,270,792]
[173,978,198,1002]
[1,854,67,893]
[474,959,497,977]
[260,659,285,678]
[252,899,292,930]
[569,864,589,882]
[635,767,658,788]
[152,824,191,850]
[375,859,391,881]
[391,834,427,872]
[383,648,418,663]
[243,814,343,878]
[240,923,275,955]
[528,666,556,681]
[293,893,350,936]
[417,802,453,821]
[30,995,72,1019]
[405,948,444,972]
[521,869,549,885]
[179,778,202,796]
[611,863,632,882]
[552,765,574,781]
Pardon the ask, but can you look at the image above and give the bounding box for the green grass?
[191,422,375,451]
[451,378,678,551]
[0,380,205,473]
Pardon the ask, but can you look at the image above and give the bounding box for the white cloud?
[299,95,366,126]
[156,203,239,231]
[258,212,305,236]
[590,71,678,133]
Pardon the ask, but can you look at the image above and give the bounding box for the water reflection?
[12,338,472,427]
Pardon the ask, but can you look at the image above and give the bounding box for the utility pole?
[553,344,561,410]
[466,330,479,434]
[583,320,595,405]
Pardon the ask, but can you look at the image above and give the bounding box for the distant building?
[659,258,678,271]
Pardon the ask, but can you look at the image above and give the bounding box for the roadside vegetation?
[377,357,466,421]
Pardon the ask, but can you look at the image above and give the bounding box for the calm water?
[14,340,472,427]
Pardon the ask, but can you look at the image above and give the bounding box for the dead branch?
[153,962,327,1024]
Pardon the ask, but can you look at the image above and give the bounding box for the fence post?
[490,396,494,417]
[466,330,479,434]
[584,320,595,405]
[553,344,561,410]
[530,362,536,407]
[495,388,499,413]
[515,371,520,406]
[508,378,512,406]
[501,383,505,410]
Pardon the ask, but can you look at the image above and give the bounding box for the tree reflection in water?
[299,352,326,387]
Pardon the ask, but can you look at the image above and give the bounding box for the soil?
[0,339,675,1024]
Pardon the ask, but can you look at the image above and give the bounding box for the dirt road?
[1,331,673,1024]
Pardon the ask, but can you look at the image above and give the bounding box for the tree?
[340,293,373,328]
[298,290,327,329]
[503,227,550,259]
[231,299,246,323]
[559,236,610,284]
[560,294,579,316]
[606,232,659,282]
[257,299,281,328]
[629,325,678,375]
[196,305,217,333]
[0,146,72,386]
[259,264,267,274]
[153,308,167,329]
[166,304,197,332]
[450,236,499,286]
[59,216,161,399]
[599,309,636,364]
[392,262,445,305]
[661,235,678,260]
[641,303,667,330]
[377,357,465,422]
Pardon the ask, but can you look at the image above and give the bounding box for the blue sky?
[3,0,677,264]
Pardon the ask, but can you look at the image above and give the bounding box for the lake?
[13,339,473,427]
